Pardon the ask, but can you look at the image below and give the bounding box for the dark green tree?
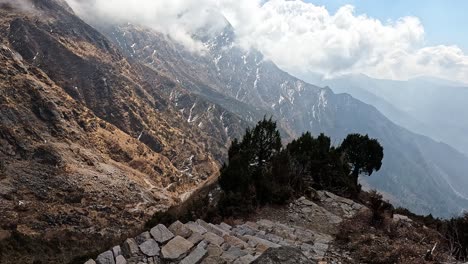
[219,117,283,215]
[338,134,384,188]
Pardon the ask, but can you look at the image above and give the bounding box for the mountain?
[0,1,257,259]
[303,73,468,157]
[87,22,468,217]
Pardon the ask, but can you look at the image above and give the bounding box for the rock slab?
[162,236,194,260]
[151,224,175,244]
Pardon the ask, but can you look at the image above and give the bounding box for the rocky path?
[85,191,366,264]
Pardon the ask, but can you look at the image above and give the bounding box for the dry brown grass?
[336,210,454,263]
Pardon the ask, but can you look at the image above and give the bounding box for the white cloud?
[65,0,228,53]
[229,0,468,83]
[0,0,34,11]
[64,0,468,83]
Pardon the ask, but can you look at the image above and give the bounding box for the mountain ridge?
[94,20,468,217]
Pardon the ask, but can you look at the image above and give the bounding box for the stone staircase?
[85,192,365,264]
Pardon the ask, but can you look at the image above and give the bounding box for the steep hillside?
[307,73,468,157]
[0,0,253,261]
[94,23,468,217]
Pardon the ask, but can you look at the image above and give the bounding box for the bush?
[367,190,393,227]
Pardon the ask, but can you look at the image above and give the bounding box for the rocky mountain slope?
[91,22,468,217]
[0,0,252,259]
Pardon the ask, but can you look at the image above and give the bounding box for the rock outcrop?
[86,193,365,264]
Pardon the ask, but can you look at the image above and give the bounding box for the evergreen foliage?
[219,118,384,217]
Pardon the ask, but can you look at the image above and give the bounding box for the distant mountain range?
[302,73,468,157]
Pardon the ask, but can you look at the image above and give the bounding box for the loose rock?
[151,224,175,244]
[161,236,194,260]
[139,239,160,257]
[96,251,115,264]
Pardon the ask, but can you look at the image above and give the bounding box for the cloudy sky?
[65,0,468,83]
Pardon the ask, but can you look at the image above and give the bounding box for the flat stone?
[188,232,204,244]
[139,239,160,257]
[207,223,229,237]
[161,236,194,260]
[203,232,224,246]
[197,240,209,249]
[169,220,193,238]
[115,255,127,264]
[150,224,174,244]
[84,260,96,264]
[122,238,140,258]
[112,246,122,257]
[180,246,208,264]
[223,234,249,249]
[206,243,223,257]
[135,231,152,244]
[187,221,208,235]
[234,254,255,264]
[96,251,115,264]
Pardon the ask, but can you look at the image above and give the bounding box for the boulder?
[161,236,194,260]
[121,238,140,258]
[252,247,316,264]
[84,260,96,264]
[169,220,193,238]
[96,251,115,264]
[150,224,174,244]
[139,239,160,257]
